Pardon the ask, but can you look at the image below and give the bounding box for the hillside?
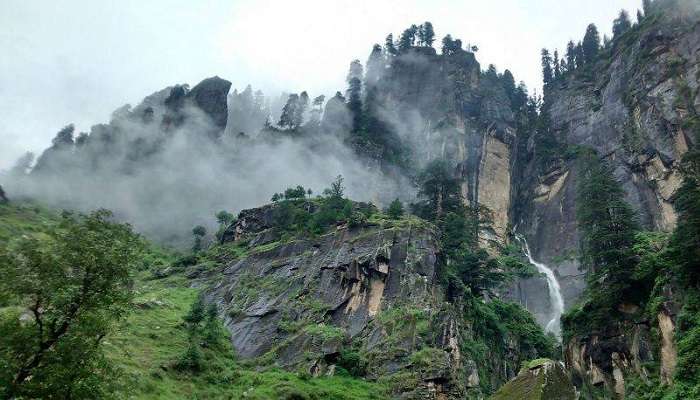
[1,0,699,399]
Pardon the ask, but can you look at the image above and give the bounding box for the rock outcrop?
[512,0,699,338]
[491,359,577,400]
[196,203,550,399]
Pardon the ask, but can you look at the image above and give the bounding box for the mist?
[1,80,414,246]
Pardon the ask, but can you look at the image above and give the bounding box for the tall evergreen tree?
[553,50,561,79]
[565,40,576,71]
[398,25,418,51]
[612,10,632,38]
[541,48,554,85]
[575,41,585,69]
[384,34,397,56]
[294,91,309,128]
[642,0,652,16]
[582,24,601,65]
[278,93,299,129]
[365,44,384,86]
[501,69,517,108]
[669,130,700,285]
[419,22,435,47]
[308,95,325,126]
[576,151,639,303]
[346,60,363,133]
[412,159,463,221]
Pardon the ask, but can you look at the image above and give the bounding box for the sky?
[0,0,642,170]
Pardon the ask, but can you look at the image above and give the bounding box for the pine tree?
[398,25,418,51]
[412,160,463,221]
[294,91,309,128]
[575,41,585,69]
[576,151,638,304]
[419,22,435,47]
[541,48,554,85]
[192,225,207,253]
[642,0,652,15]
[582,24,600,65]
[365,44,384,86]
[501,69,517,108]
[553,50,561,79]
[612,10,632,38]
[346,60,363,133]
[387,198,404,219]
[669,130,700,285]
[636,9,644,24]
[384,34,397,56]
[309,95,325,126]
[278,93,299,129]
[566,41,576,71]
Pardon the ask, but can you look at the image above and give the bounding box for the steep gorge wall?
[513,3,699,397]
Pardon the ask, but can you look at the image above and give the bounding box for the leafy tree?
[419,22,435,47]
[0,210,143,399]
[582,24,600,65]
[387,198,404,219]
[612,10,632,38]
[284,185,307,200]
[441,34,461,55]
[192,225,207,252]
[541,48,554,85]
[216,210,234,226]
[323,175,345,199]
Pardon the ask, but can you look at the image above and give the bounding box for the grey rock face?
[199,204,544,399]
[186,76,232,130]
[512,6,699,327]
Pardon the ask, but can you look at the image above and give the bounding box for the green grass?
[0,201,60,242]
[104,271,389,399]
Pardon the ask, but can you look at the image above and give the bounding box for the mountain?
[1,0,699,399]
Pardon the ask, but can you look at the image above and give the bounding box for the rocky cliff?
[512,1,699,398]
[190,202,552,399]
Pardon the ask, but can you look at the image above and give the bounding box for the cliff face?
[196,203,548,399]
[512,2,700,398]
[512,2,699,331]
[369,47,517,247]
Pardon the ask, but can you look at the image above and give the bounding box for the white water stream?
[515,234,565,337]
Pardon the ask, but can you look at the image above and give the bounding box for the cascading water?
[515,234,565,338]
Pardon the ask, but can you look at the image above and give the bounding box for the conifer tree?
[541,48,554,85]
[576,151,638,304]
[612,10,632,38]
[346,60,363,133]
[294,91,309,128]
[565,41,576,71]
[582,24,601,65]
[384,34,397,56]
[278,93,299,129]
[419,22,435,47]
[553,50,561,79]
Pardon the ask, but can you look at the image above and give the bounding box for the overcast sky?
[0,0,642,170]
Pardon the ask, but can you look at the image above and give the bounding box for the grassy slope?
[0,201,388,400]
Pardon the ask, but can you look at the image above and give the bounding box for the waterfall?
[515,234,565,337]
